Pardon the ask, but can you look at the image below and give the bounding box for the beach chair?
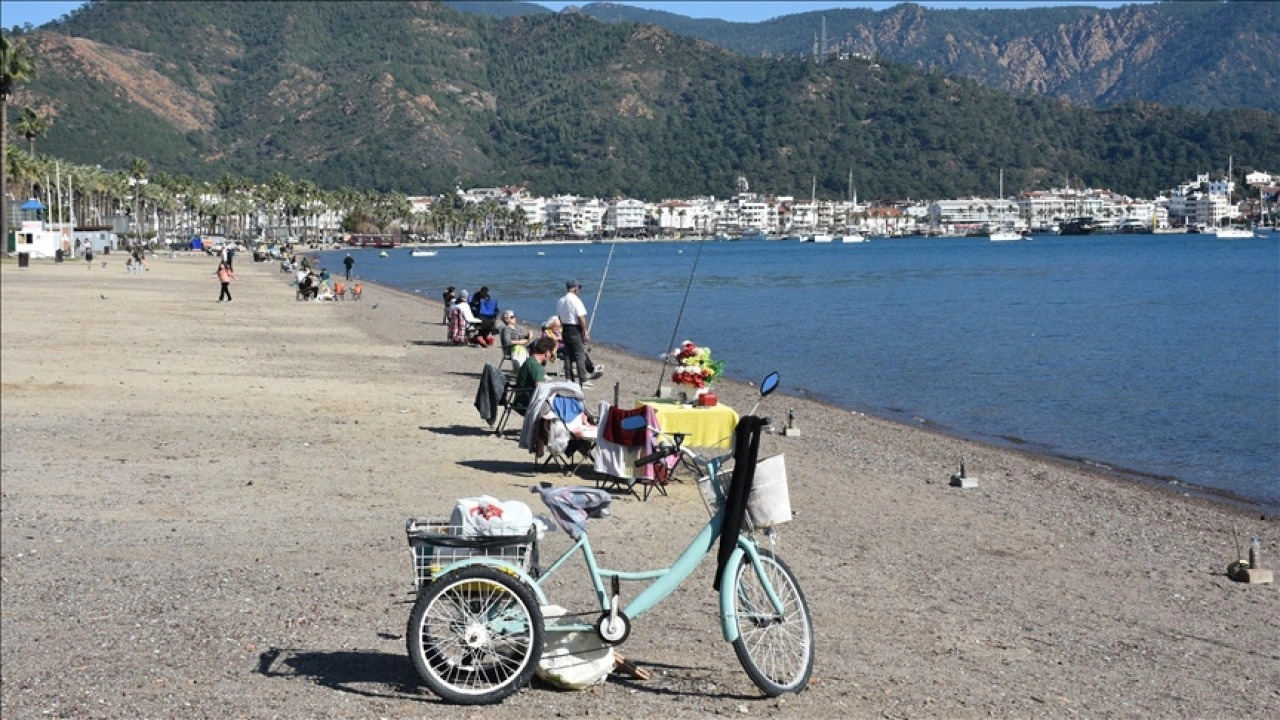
[593,402,667,500]
[498,343,527,376]
[538,396,596,476]
[494,378,536,437]
[518,381,593,474]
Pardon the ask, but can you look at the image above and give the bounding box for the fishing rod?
[586,241,616,335]
[655,237,708,397]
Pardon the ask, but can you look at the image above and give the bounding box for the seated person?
[297,270,320,300]
[542,315,602,379]
[448,289,484,345]
[542,316,565,366]
[499,310,531,364]
[472,286,500,344]
[512,337,557,414]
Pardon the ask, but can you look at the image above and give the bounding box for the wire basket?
[695,454,791,528]
[405,517,537,589]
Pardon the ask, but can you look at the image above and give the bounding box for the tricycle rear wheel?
[406,565,544,705]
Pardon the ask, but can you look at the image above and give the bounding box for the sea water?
[324,234,1280,510]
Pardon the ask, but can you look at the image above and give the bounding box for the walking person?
[343,253,355,280]
[214,262,236,302]
[555,279,604,386]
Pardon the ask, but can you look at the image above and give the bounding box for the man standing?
[343,253,355,280]
[555,279,604,386]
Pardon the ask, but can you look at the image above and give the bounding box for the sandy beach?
[2,254,1276,719]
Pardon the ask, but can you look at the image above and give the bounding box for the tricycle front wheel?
[730,549,814,696]
[406,565,545,705]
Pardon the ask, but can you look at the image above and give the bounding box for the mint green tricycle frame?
[440,449,783,644]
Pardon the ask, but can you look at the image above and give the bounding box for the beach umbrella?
[20,198,45,210]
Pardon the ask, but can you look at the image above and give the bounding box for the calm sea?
[322,234,1280,510]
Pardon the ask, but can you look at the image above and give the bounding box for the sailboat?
[989,169,1025,242]
[839,169,867,243]
[1215,156,1254,239]
[801,177,832,242]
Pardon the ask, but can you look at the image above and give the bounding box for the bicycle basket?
[405,518,537,588]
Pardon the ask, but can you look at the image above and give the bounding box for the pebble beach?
[1,254,1276,718]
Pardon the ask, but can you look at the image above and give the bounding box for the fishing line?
[655,237,707,396]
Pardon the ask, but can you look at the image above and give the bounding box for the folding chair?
[592,402,667,500]
[518,381,591,471]
[494,379,535,437]
[538,403,596,477]
[497,344,525,376]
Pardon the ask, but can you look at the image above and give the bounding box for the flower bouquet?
[669,341,725,400]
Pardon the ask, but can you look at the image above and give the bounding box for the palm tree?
[2,34,37,244]
[15,106,47,154]
[127,157,148,242]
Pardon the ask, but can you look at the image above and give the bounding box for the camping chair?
[538,399,597,476]
[494,378,536,437]
[518,381,592,474]
[593,402,668,500]
[498,343,526,376]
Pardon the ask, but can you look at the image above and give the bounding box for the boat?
[1214,156,1254,240]
[804,233,834,243]
[409,249,437,257]
[988,229,1023,242]
[988,169,1026,241]
[1214,226,1254,239]
[740,228,770,242]
[378,250,389,258]
[838,231,867,243]
[1059,216,1097,235]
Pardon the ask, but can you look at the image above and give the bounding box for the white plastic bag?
[747,454,792,527]
[449,496,534,537]
[536,606,615,690]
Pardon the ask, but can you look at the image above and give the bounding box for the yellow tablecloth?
[637,401,739,448]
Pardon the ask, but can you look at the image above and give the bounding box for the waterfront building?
[604,198,647,236]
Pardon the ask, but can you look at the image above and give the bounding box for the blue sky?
[2,1,1148,30]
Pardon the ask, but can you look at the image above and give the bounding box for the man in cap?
[555,279,604,386]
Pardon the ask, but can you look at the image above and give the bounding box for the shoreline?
[313,253,1279,516]
[3,255,1276,718]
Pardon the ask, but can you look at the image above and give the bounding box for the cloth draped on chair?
[474,363,507,426]
[518,380,585,453]
[593,402,661,482]
[447,304,469,345]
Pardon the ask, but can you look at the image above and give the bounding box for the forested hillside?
[470,1,1280,114]
[6,0,1279,200]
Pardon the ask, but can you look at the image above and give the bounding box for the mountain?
[6,0,1280,201]
[451,1,1280,115]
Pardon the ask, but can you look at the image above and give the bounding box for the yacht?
[987,228,1023,242]
[1214,226,1255,239]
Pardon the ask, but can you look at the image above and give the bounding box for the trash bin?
[55,249,64,262]
[18,252,30,268]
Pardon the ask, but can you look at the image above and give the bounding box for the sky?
[2,0,1148,30]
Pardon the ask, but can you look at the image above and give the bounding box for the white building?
[604,199,647,235]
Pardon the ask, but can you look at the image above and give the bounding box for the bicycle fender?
[718,545,748,643]
[435,558,549,606]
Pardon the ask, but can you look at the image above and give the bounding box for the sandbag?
[536,606,615,690]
